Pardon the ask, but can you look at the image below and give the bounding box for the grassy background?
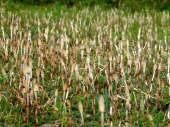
[0,0,170,127]
[2,0,170,12]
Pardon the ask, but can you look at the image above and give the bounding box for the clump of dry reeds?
[99,95,105,127]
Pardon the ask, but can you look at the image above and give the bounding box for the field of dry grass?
[0,6,170,126]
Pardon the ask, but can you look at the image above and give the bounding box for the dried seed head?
[86,45,90,54]
[78,101,83,114]
[23,66,32,75]
[75,64,78,72]
[158,63,162,70]
[40,69,44,78]
[71,63,75,74]
[153,63,157,71]
[109,53,112,62]
[168,108,170,120]
[66,100,71,108]
[99,95,105,113]
[141,60,146,70]
[34,83,39,92]
[61,59,65,68]
[125,86,130,99]
[1,68,6,76]
[10,68,13,77]
[114,73,119,83]
[55,89,58,97]
[126,99,131,109]
[86,55,90,65]
[38,38,42,46]
[63,83,67,92]
[75,64,79,80]
[168,57,170,65]
[128,59,132,66]
[36,67,40,77]
[45,26,49,34]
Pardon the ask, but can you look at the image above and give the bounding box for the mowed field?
[0,5,170,126]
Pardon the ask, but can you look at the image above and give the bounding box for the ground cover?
[0,4,170,126]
